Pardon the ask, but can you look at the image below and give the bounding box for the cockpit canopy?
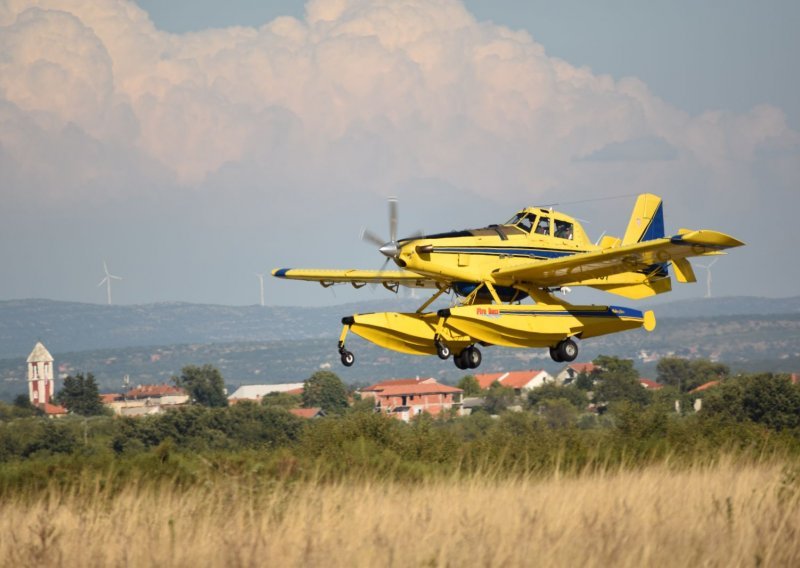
[504,209,577,241]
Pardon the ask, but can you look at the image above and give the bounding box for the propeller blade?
[388,197,398,244]
[360,227,386,247]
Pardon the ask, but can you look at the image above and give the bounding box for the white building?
[228,383,305,404]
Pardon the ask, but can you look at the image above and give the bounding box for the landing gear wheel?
[453,350,469,370]
[436,342,451,360]
[556,338,578,362]
[340,350,355,367]
[549,346,564,363]
[466,346,482,369]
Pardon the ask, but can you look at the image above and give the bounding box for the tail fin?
[622,194,664,244]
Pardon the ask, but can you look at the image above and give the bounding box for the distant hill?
[2,296,798,360]
[642,296,800,319]
[0,297,427,360]
[1,298,798,401]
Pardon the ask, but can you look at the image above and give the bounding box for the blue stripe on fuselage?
[433,246,580,259]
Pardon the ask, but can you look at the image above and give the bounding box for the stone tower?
[27,341,55,406]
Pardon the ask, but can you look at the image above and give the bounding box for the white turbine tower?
[695,258,718,298]
[98,261,122,305]
[256,273,265,306]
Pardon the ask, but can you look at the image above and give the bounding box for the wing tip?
[272,268,291,278]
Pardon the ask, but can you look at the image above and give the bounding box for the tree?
[261,391,301,409]
[591,357,649,406]
[56,372,105,416]
[575,371,593,391]
[173,364,228,407]
[703,373,800,431]
[527,383,588,410]
[302,371,349,413]
[483,381,516,415]
[657,357,730,392]
[456,375,481,396]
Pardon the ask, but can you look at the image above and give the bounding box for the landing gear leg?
[338,322,354,367]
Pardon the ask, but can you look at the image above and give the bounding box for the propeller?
[361,197,423,265]
[360,197,426,288]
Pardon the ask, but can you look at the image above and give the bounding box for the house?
[290,407,325,419]
[366,379,463,422]
[555,362,599,386]
[638,378,663,390]
[228,383,305,404]
[103,384,190,416]
[472,370,553,394]
[359,377,437,399]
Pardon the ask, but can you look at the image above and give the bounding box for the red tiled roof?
[290,407,324,419]
[126,384,187,399]
[473,372,506,390]
[638,378,663,390]
[690,380,721,394]
[100,393,123,403]
[42,403,67,415]
[568,363,598,374]
[362,377,436,391]
[473,370,545,390]
[375,382,463,396]
[502,371,546,389]
[286,387,304,395]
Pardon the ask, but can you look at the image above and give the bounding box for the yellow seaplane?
[272,194,743,370]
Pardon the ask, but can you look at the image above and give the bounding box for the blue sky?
[1,1,797,306]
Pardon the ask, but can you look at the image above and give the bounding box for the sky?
[1,0,798,307]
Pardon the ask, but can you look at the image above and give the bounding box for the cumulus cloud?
[0,0,793,194]
[0,0,798,303]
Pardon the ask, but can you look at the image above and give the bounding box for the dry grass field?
[2,458,798,567]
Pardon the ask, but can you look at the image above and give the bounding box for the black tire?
[453,350,468,370]
[466,346,482,369]
[340,350,355,367]
[557,338,578,362]
[549,346,564,363]
[436,343,451,360]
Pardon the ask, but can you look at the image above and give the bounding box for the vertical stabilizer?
[622,194,664,244]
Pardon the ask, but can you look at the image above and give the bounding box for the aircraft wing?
[491,230,744,288]
[271,268,444,289]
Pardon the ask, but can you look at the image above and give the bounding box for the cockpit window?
[534,217,551,236]
[518,214,536,233]
[554,220,574,240]
[505,212,538,233]
[504,212,525,225]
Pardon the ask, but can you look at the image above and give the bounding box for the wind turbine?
[256,273,265,306]
[695,258,718,298]
[98,261,122,305]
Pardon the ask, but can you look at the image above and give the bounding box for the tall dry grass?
[1,457,798,567]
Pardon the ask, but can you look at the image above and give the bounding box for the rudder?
[622,194,664,244]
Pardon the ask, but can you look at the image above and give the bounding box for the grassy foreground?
[2,458,798,567]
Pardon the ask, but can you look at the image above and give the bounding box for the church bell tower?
[27,341,55,406]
